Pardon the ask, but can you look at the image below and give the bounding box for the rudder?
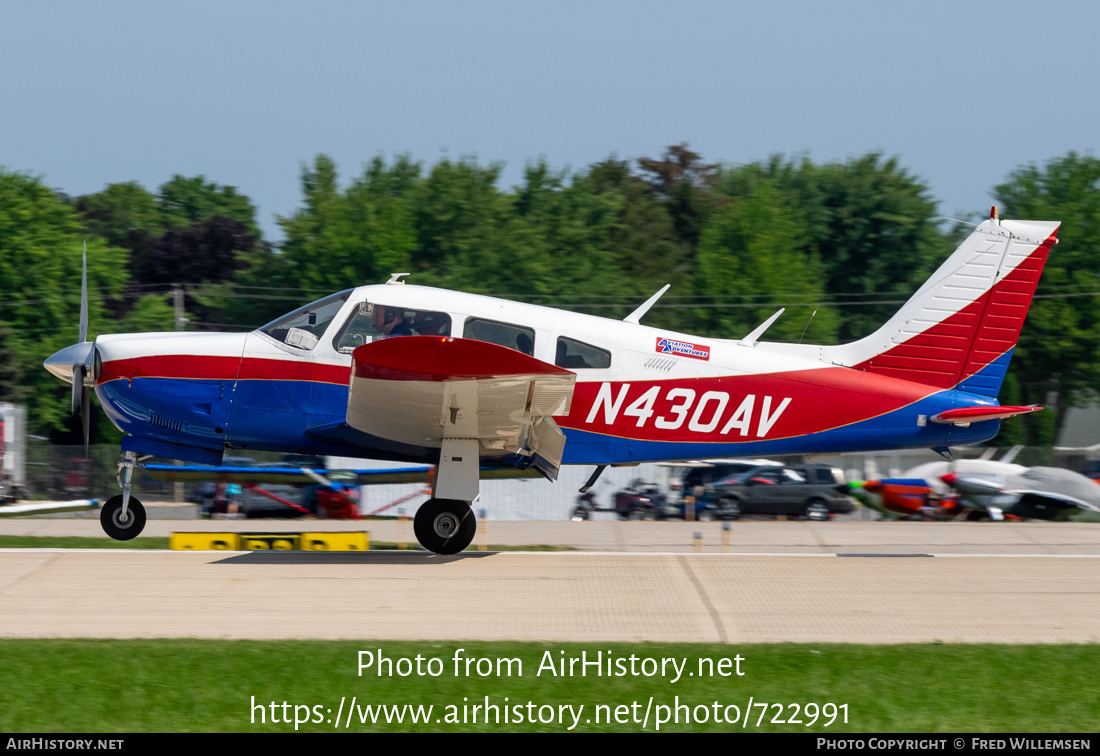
[839,215,1059,398]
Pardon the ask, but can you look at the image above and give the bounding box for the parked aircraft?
[943,466,1100,520]
[853,446,1100,520]
[45,212,1059,552]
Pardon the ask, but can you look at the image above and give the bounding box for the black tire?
[414,498,476,554]
[573,505,590,521]
[100,495,146,541]
[804,499,831,522]
[718,497,742,520]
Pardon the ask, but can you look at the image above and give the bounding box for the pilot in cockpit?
[372,305,412,337]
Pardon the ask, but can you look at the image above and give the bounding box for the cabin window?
[555,337,611,369]
[260,290,352,350]
[333,302,451,352]
[464,318,535,356]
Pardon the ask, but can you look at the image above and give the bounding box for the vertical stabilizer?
[828,217,1059,397]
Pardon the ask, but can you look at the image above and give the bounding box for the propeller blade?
[81,384,91,458]
[78,241,88,344]
[71,364,84,415]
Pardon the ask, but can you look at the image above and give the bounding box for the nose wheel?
[413,498,476,554]
[100,494,147,540]
[100,450,150,540]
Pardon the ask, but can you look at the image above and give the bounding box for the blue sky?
[1,0,1095,241]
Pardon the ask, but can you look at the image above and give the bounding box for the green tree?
[500,161,625,302]
[410,155,509,285]
[75,181,162,249]
[693,182,838,343]
[0,170,128,437]
[993,152,1100,446]
[77,176,268,329]
[638,144,718,251]
[716,153,951,342]
[157,175,260,236]
[265,155,422,327]
[587,158,692,328]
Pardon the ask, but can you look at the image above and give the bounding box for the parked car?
[666,458,782,507]
[701,464,853,521]
[573,479,666,520]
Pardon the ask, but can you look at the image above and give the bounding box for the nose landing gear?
[101,451,150,541]
[100,494,146,540]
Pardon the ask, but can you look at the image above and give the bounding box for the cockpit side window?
[555,336,611,369]
[259,290,352,350]
[464,318,535,356]
[333,302,452,352]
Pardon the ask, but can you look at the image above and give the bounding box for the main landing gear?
[101,451,149,541]
[413,498,476,555]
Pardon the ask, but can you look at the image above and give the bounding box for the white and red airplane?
[45,211,1059,553]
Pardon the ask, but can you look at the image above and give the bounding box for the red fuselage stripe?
[97,356,352,385]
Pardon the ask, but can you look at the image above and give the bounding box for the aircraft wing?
[144,464,434,485]
[346,336,576,480]
[144,464,541,484]
[943,467,1100,520]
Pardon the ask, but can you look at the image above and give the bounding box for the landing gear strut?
[414,498,476,554]
[101,451,149,541]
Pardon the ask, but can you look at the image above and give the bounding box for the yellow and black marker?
[170,531,369,551]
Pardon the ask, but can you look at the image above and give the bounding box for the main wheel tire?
[414,498,476,554]
[718,497,742,520]
[100,495,147,541]
[804,499,831,522]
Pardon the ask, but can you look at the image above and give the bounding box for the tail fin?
[830,216,1059,397]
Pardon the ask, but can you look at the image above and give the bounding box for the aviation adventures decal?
[656,337,710,361]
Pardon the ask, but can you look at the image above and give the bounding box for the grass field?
[0,640,1097,732]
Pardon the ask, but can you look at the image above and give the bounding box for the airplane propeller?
[43,242,96,457]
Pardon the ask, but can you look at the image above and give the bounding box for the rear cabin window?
[464,318,535,356]
[555,337,611,369]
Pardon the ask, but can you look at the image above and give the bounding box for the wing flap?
[347,337,576,464]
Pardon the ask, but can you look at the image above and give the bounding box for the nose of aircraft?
[43,341,95,384]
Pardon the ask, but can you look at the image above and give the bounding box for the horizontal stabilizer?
[930,405,1042,425]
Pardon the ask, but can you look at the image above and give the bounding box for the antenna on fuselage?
[623,285,670,324]
[737,308,784,347]
[386,272,411,285]
[797,310,817,344]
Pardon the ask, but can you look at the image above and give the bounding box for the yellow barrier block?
[301,532,370,552]
[241,534,301,551]
[169,532,241,551]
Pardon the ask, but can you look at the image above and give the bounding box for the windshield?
[259,290,353,350]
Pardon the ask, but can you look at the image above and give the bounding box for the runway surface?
[1,520,1098,643]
